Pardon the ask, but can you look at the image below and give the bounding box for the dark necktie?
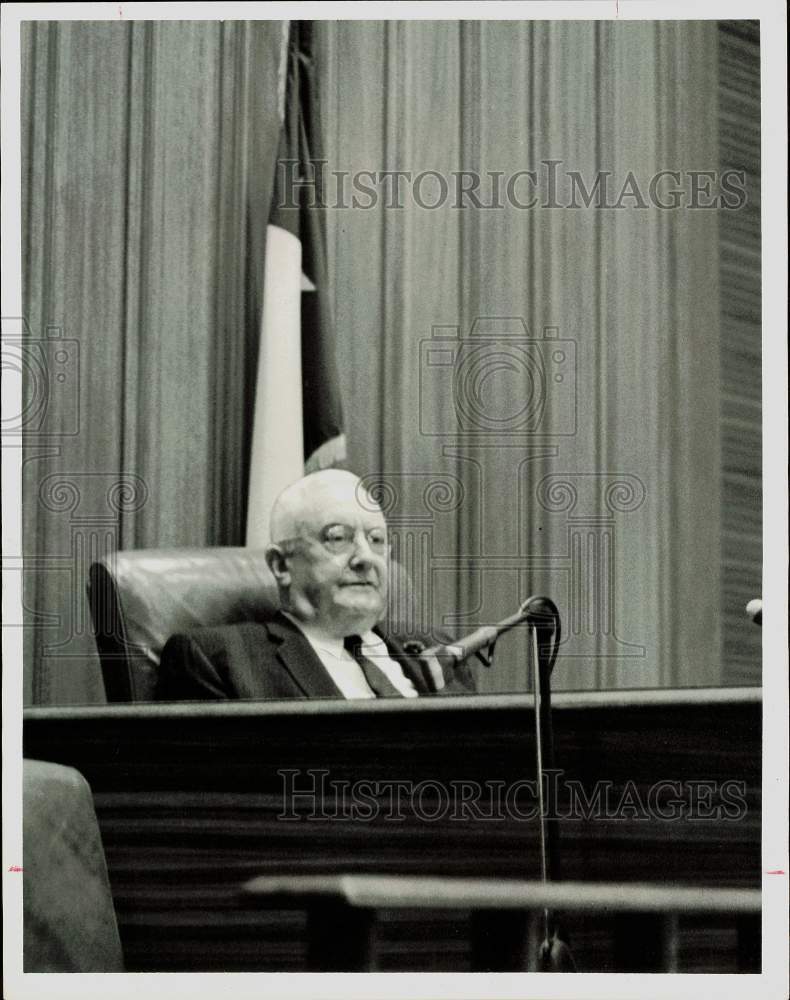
[343,635,404,698]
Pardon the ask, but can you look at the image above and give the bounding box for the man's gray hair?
[269,469,381,544]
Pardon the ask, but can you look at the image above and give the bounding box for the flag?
[246,22,346,547]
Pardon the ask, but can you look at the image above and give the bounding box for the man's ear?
[265,544,291,586]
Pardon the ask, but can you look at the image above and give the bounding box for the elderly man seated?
[157,469,475,700]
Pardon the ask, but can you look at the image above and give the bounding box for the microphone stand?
[421,597,577,969]
[525,598,576,972]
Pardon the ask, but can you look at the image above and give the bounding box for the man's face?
[276,484,389,638]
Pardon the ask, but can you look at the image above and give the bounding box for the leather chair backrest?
[88,548,417,702]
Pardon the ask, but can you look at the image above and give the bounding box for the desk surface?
[24,684,761,720]
[242,873,762,913]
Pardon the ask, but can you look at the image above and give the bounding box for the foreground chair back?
[24,758,124,971]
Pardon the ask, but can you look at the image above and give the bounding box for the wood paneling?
[718,21,762,685]
[24,688,761,971]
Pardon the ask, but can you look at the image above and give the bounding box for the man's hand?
[418,645,476,694]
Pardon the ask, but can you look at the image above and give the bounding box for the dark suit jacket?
[157,611,475,701]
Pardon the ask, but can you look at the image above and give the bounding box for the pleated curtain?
[318,21,730,692]
[21,20,759,702]
[21,21,284,703]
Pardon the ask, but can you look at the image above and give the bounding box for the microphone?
[422,597,557,666]
[745,599,762,626]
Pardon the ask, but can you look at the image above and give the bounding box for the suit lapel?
[375,627,431,694]
[265,613,345,698]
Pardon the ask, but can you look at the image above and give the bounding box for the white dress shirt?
[281,612,419,699]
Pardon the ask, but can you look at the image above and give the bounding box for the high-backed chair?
[88,548,418,702]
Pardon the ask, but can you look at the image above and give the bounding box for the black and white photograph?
[1,2,787,998]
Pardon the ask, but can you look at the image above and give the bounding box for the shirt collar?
[280,611,379,659]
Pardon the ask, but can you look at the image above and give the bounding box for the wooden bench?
[23,688,761,971]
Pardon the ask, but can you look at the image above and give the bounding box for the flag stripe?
[246,22,346,547]
[245,223,303,547]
